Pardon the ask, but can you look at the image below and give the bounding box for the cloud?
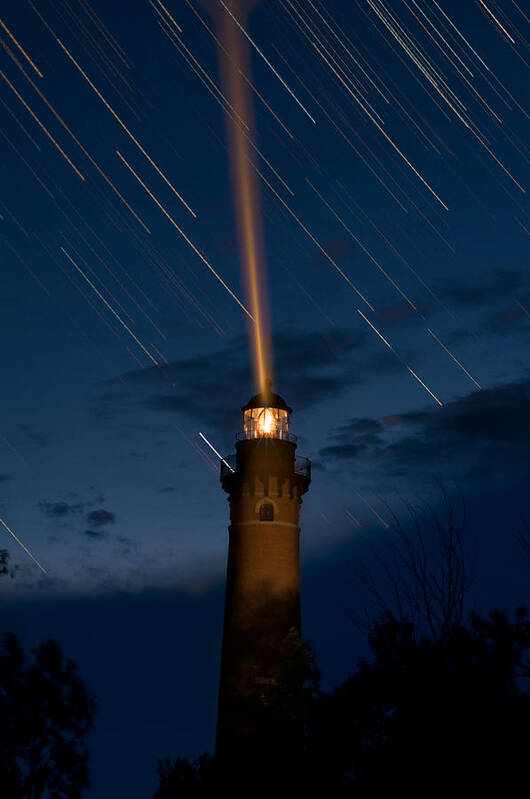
[18,424,49,447]
[320,418,383,460]
[484,308,526,334]
[442,269,528,308]
[318,376,530,485]
[128,451,147,460]
[86,509,116,527]
[376,302,429,326]
[83,529,109,539]
[38,501,87,518]
[96,327,400,433]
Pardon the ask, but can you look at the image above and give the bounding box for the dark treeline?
[1,497,529,798]
[0,550,96,799]
[154,610,530,798]
[155,498,530,798]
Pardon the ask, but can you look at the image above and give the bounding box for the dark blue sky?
[1,0,529,795]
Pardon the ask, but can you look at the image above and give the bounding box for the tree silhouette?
[350,489,474,645]
[154,487,530,798]
[309,608,530,793]
[0,631,96,798]
[156,606,530,797]
[515,518,530,568]
[155,629,319,799]
[0,549,19,580]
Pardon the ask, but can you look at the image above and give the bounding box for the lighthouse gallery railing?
[220,453,311,481]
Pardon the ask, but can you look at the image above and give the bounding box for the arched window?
[259,503,274,522]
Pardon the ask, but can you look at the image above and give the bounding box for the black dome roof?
[242,382,292,414]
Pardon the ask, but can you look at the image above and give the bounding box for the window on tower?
[259,503,274,522]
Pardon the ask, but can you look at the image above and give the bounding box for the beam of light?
[199,432,235,472]
[28,1,195,217]
[184,0,293,138]
[426,328,481,388]
[0,70,84,180]
[116,151,253,321]
[156,17,249,129]
[357,309,443,406]
[158,19,294,196]
[0,18,43,76]
[61,247,161,365]
[478,0,516,43]
[217,6,272,393]
[0,517,47,574]
[218,0,316,124]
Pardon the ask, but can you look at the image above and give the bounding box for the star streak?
[61,247,160,365]
[116,151,254,321]
[0,517,47,574]
[357,310,443,407]
[218,0,316,124]
[28,1,196,216]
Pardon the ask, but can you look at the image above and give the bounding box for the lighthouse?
[216,382,311,752]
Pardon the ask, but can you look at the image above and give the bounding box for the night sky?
[1,0,529,796]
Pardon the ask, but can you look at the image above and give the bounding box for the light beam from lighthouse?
[216,382,311,752]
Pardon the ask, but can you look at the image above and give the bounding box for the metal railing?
[235,430,298,443]
[294,455,311,479]
[220,454,236,478]
[220,453,311,480]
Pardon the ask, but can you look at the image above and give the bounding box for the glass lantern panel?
[243,407,289,439]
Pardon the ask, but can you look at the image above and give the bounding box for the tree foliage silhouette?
[155,609,530,798]
[155,631,319,799]
[0,549,19,580]
[308,608,530,795]
[154,492,530,798]
[0,557,96,799]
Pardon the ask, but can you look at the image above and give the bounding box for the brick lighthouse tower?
[216,382,311,752]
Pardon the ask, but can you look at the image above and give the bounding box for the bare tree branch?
[350,487,474,645]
